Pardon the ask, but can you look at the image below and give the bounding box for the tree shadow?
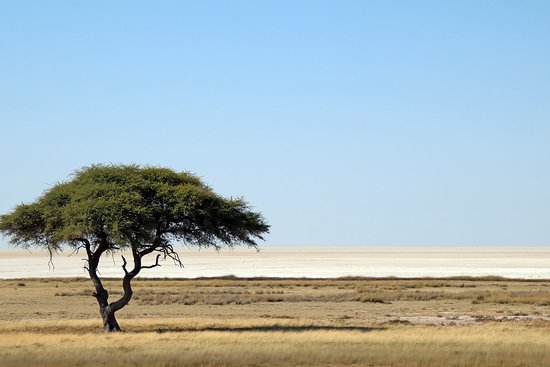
[155,325,383,333]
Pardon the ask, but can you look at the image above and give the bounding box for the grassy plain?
[1,277,550,366]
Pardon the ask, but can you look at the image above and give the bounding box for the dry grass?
[2,277,550,366]
[38,276,550,306]
[2,322,550,367]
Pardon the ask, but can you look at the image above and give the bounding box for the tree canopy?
[1,164,268,254]
[0,164,269,331]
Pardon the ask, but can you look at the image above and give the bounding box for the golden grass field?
[2,277,550,366]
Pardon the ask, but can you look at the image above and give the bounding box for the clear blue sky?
[1,1,549,247]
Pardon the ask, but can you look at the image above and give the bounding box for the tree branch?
[121,255,129,275]
[141,254,161,270]
[47,246,55,271]
[76,237,92,257]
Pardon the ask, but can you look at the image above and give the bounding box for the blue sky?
[1,1,549,247]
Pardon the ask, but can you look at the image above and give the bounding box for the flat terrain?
[2,277,550,366]
[2,247,550,278]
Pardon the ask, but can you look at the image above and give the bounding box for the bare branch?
[166,249,184,268]
[139,245,158,258]
[121,255,129,275]
[141,254,162,270]
[47,247,55,271]
[76,238,92,257]
[67,245,83,257]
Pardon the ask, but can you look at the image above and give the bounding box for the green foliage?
[0,164,269,253]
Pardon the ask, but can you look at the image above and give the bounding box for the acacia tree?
[0,165,269,332]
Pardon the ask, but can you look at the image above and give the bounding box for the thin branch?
[47,247,55,271]
[139,245,158,258]
[76,238,92,257]
[121,255,129,275]
[141,254,162,270]
[151,242,184,268]
[166,250,184,268]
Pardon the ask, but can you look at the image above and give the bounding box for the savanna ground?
[2,277,550,366]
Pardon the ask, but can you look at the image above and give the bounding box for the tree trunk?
[101,306,121,332]
[85,241,146,332]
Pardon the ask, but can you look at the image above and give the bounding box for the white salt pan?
[0,247,549,279]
